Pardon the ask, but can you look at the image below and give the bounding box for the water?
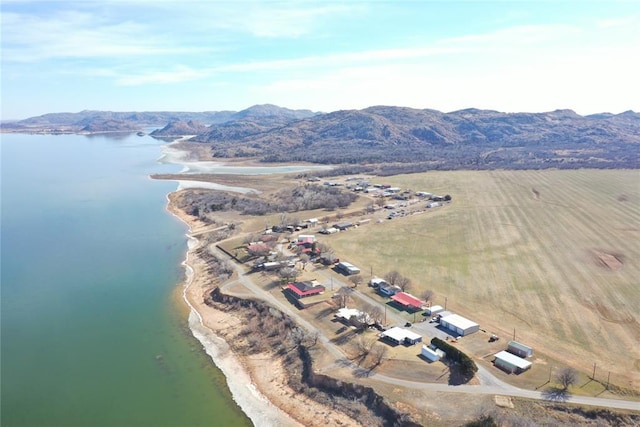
[1,133,252,427]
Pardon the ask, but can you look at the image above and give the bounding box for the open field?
[321,169,640,391]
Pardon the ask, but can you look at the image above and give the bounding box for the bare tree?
[279,212,290,227]
[385,270,412,291]
[369,306,384,325]
[420,289,435,303]
[299,253,310,270]
[348,274,363,288]
[555,367,578,390]
[278,266,300,283]
[334,286,354,308]
[354,336,375,359]
[369,344,388,368]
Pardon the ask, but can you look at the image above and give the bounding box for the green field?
[325,169,640,390]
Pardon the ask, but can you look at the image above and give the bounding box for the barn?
[439,314,479,336]
[381,327,422,346]
[285,281,325,299]
[494,350,532,374]
[507,341,534,358]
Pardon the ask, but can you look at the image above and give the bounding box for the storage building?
[425,305,444,316]
[439,314,479,336]
[507,341,534,358]
[421,346,444,362]
[381,327,422,345]
[286,281,325,299]
[494,350,532,374]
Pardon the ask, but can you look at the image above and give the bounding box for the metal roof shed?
[421,345,441,362]
[439,314,480,336]
[507,341,534,358]
[494,350,532,374]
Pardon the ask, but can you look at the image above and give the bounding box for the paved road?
[214,245,640,413]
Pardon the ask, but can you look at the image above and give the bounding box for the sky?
[1,0,639,119]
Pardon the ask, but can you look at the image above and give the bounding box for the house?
[439,314,480,336]
[296,235,316,247]
[334,222,353,231]
[391,292,426,311]
[378,283,402,296]
[335,261,360,275]
[507,341,534,358]
[285,281,325,299]
[306,218,319,226]
[335,308,373,327]
[494,350,532,374]
[381,327,422,346]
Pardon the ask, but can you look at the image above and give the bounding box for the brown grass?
[322,169,640,391]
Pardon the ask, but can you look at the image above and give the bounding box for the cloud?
[1,10,209,63]
[115,66,212,86]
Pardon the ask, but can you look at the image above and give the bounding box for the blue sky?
[2,1,639,119]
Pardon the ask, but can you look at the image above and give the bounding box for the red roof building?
[286,281,325,299]
[391,292,426,311]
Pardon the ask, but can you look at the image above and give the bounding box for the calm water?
[1,133,251,427]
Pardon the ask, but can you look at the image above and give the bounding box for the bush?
[431,337,478,379]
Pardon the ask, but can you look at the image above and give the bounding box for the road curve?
[214,245,640,413]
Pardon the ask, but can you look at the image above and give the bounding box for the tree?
[369,344,388,368]
[420,289,435,303]
[278,266,299,283]
[385,270,412,291]
[348,274,363,288]
[334,286,354,308]
[299,253,310,270]
[555,367,578,390]
[369,306,384,325]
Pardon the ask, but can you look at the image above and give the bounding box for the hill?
[193,106,640,170]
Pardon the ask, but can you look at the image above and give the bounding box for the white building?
[381,327,422,345]
[439,314,479,336]
[494,350,532,374]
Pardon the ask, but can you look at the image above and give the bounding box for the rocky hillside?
[150,120,209,137]
[192,106,640,170]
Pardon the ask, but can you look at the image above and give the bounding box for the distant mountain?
[3,105,638,170]
[192,106,640,170]
[1,105,317,135]
[150,120,209,137]
[0,110,237,133]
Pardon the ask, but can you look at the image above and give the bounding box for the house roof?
[391,292,425,308]
[287,281,325,297]
[439,313,479,330]
[382,326,422,342]
[494,350,532,369]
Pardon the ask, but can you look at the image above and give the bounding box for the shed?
[421,345,441,362]
[425,305,444,316]
[391,292,426,311]
[381,327,422,346]
[494,350,532,374]
[507,341,534,358]
[439,314,479,336]
[334,222,353,231]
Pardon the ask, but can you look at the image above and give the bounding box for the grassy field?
[322,169,640,391]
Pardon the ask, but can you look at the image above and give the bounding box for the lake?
[0,133,252,427]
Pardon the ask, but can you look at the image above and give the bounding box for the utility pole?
[444,296,447,310]
[513,328,516,341]
[592,362,597,380]
[606,371,611,389]
[549,365,553,383]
